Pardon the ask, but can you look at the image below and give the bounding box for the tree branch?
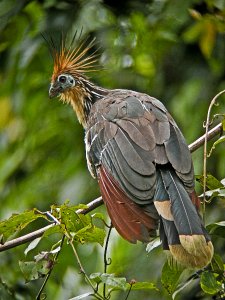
[188,122,223,153]
[0,123,223,253]
[0,197,103,252]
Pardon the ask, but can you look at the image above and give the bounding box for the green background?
[0,0,224,299]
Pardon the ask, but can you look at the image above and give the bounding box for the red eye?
[58,75,66,83]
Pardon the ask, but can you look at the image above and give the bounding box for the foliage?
[0,0,225,299]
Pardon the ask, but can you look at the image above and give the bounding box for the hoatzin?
[48,36,213,268]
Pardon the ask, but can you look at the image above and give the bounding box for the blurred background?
[0,0,224,299]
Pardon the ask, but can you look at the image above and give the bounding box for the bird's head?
[48,34,100,126]
[49,35,97,100]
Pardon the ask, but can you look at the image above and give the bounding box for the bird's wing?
[86,92,194,196]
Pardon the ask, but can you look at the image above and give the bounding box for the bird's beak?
[49,82,62,99]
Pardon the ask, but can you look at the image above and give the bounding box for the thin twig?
[104,225,113,273]
[36,235,65,300]
[124,284,133,300]
[67,232,104,300]
[45,211,61,224]
[103,224,113,299]
[0,122,223,253]
[202,90,225,221]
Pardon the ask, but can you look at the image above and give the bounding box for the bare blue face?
[49,74,75,98]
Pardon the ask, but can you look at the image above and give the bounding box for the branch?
[0,122,223,253]
[0,197,103,252]
[188,122,223,153]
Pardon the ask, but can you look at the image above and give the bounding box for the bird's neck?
[62,79,109,128]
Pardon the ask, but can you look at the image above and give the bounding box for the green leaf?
[19,247,61,282]
[101,274,127,290]
[42,224,64,238]
[78,214,92,227]
[75,204,90,210]
[196,174,224,190]
[207,221,225,237]
[198,176,225,200]
[211,254,224,272]
[200,271,222,294]
[129,281,158,291]
[89,272,102,284]
[208,135,225,156]
[200,187,225,201]
[161,261,184,294]
[56,203,92,234]
[0,209,47,241]
[91,275,158,292]
[110,280,158,292]
[60,207,84,233]
[91,212,105,221]
[74,226,105,246]
[50,203,106,245]
[89,273,127,290]
[19,253,54,282]
[19,261,40,282]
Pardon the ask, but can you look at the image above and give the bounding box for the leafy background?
[0,0,224,299]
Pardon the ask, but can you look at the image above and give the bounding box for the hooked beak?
[49,82,63,99]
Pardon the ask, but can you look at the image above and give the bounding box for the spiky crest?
[48,32,99,81]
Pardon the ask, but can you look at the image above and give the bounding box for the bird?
[48,34,213,268]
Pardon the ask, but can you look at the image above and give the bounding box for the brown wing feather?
[98,166,158,243]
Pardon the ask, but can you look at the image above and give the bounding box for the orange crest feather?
[50,34,99,81]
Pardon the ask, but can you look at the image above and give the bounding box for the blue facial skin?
[49,74,75,98]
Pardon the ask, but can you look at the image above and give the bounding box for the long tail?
[154,168,213,268]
